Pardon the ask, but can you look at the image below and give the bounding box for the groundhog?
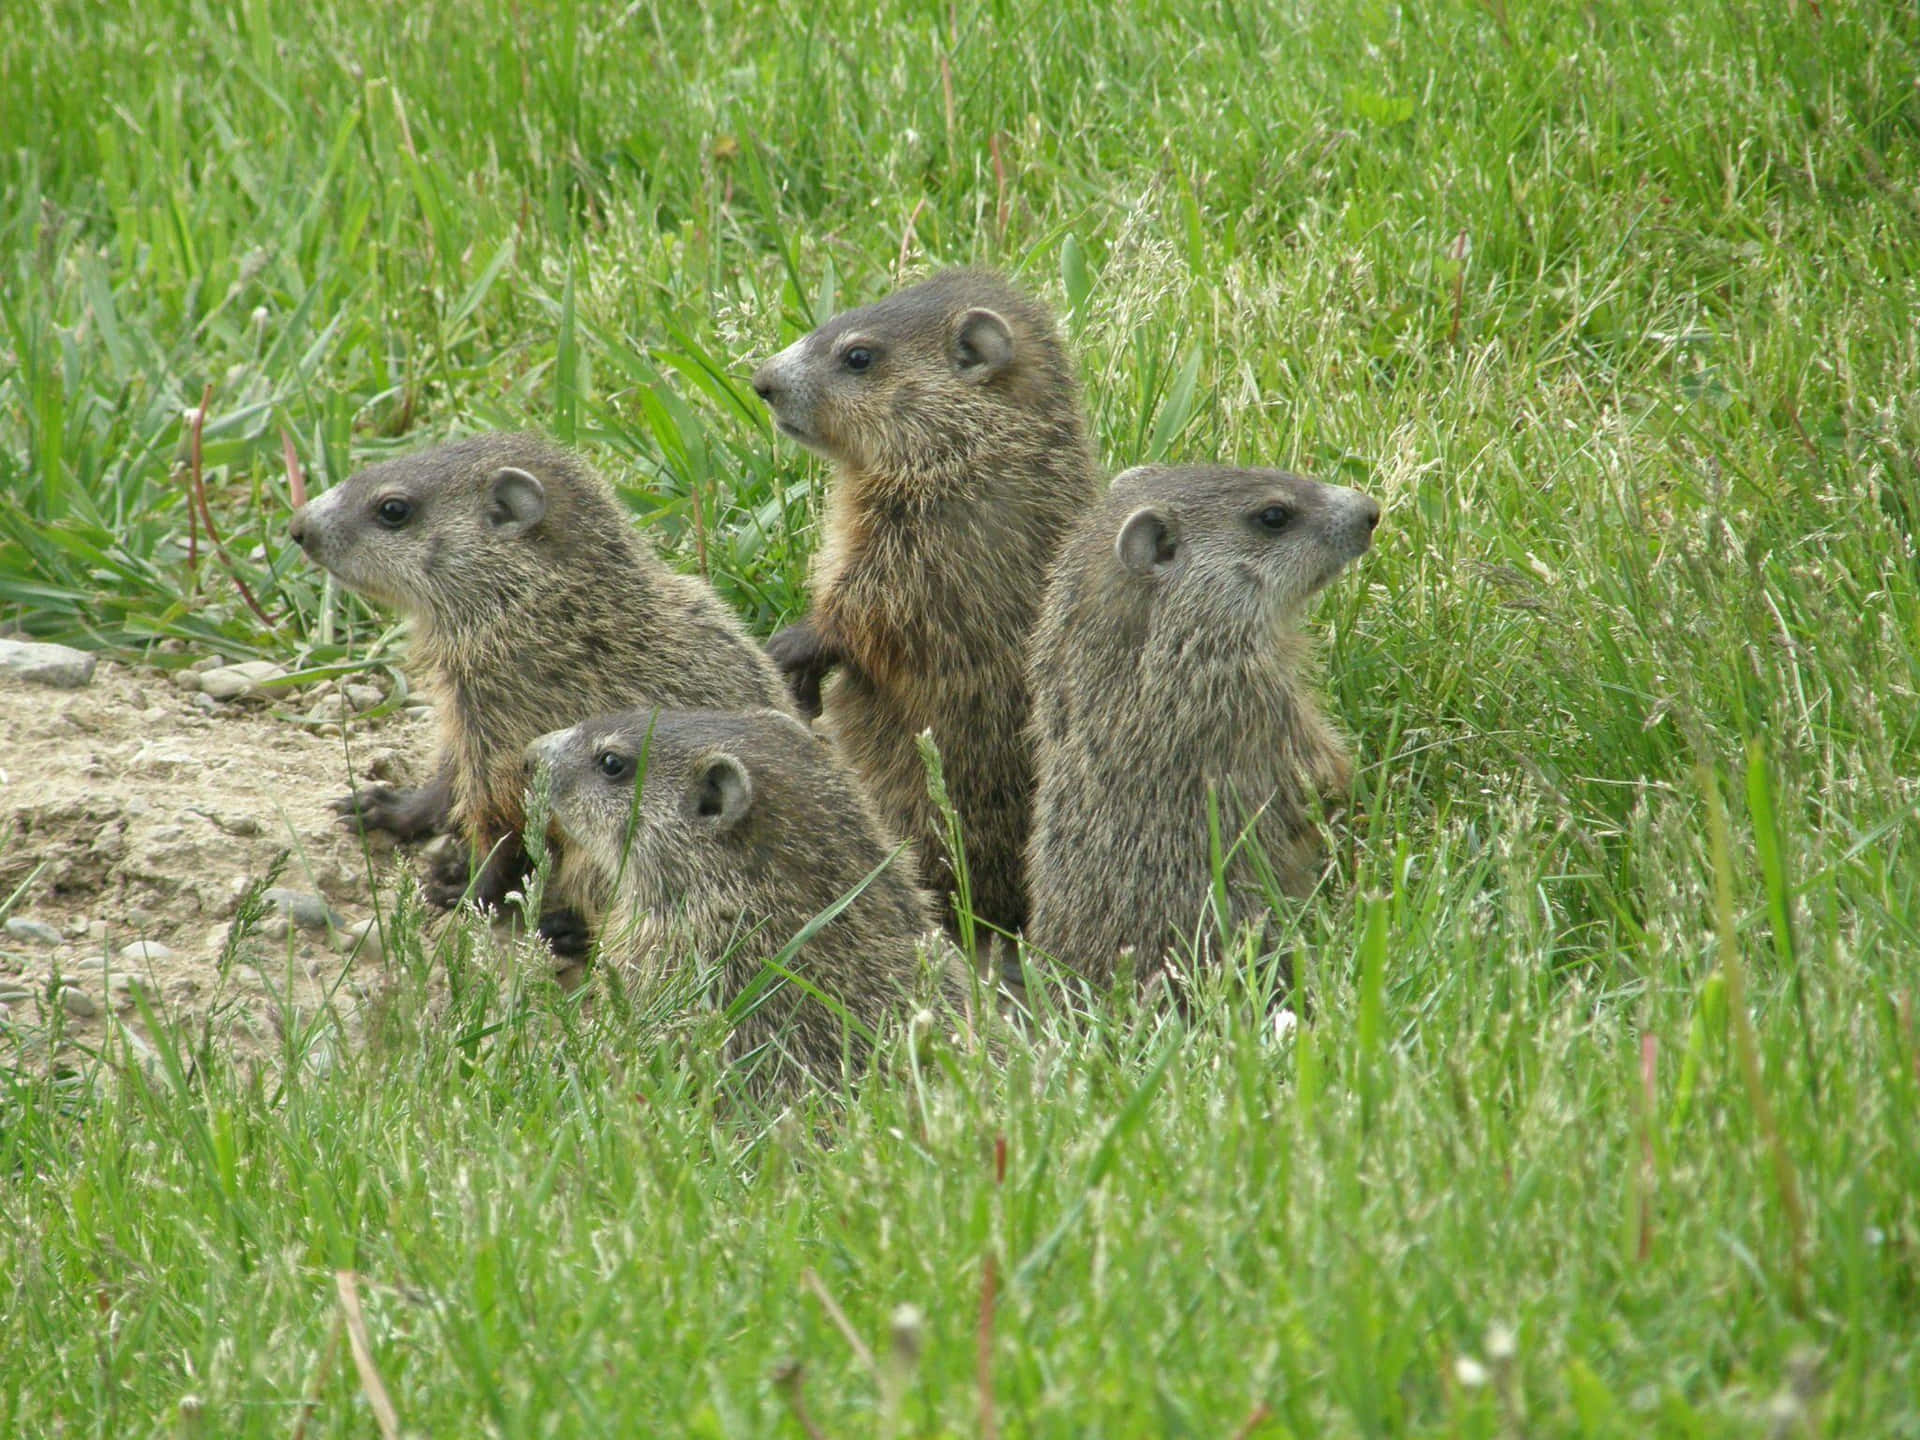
[750,268,1098,944]
[526,706,976,1091]
[287,432,793,948]
[1023,464,1380,990]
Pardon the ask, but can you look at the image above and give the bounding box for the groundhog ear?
[952,308,1014,382]
[1116,506,1178,577]
[487,466,547,536]
[688,754,753,833]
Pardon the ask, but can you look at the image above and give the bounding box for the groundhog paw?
[417,837,472,911]
[333,784,448,842]
[537,908,592,959]
[767,623,833,719]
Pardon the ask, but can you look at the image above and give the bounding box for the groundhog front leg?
[423,828,529,914]
[420,830,589,958]
[766,616,845,719]
[334,761,455,842]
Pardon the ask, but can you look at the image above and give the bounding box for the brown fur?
[751,269,1098,941]
[288,433,792,930]
[528,707,975,1092]
[1024,464,1380,988]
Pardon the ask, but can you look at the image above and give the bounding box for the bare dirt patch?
[0,657,434,1071]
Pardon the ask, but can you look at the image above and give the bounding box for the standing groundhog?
[527,706,975,1091]
[1024,464,1380,989]
[750,268,1098,943]
[288,433,793,946]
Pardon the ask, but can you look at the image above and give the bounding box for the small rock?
[0,981,33,1003]
[4,918,63,947]
[170,669,204,692]
[119,940,176,964]
[0,638,97,689]
[86,920,109,946]
[190,693,219,714]
[366,750,407,782]
[308,693,350,721]
[205,923,233,954]
[337,916,385,962]
[125,906,159,931]
[345,684,384,712]
[235,965,265,986]
[59,986,98,1017]
[260,913,290,941]
[198,660,289,702]
[64,916,90,939]
[190,654,228,673]
[263,888,339,933]
[118,1027,159,1073]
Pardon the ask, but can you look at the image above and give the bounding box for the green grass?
[5,0,1920,1432]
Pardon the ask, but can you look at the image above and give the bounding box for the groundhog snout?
[288,506,309,548]
[524,729,572,778]
[1328,490,1383,555]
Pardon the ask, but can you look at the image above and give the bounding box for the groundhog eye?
[375,497,413,529]
[842,346,873,372]
[1255,505,1294,533]
[595,750,629,781]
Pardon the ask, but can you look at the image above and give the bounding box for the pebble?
[170,669,204,693]
[259,913,291,941]
[190,693,219,714]
[126,906,159,931]
[0,981,34,1003]
[59,986,99,1017]
[307,693,350,722]
[345,684,385,712]
[336,916,385,962]
[263,888,339,933]
[119,940,176,964]
[198,660,290,702]
[0,638,97,689]
[189,655,227,674]
[4,918,63,947]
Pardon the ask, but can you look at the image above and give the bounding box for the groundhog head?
[289,433,601,622]
[751,268,1074,485]
[525,707,824,917]
[1105,465,1380,628]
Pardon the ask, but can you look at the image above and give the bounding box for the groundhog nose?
[1363,497,1382,531]
[525,730,567,775]
[288,508,306,545]
[750,368,777,402]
